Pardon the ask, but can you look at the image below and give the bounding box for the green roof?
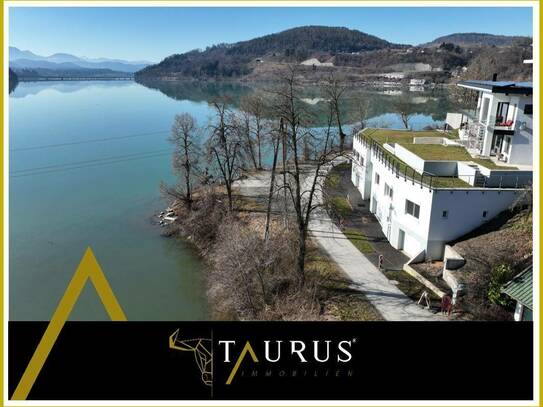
[399,143,472,161]
[362,128,458,146]
[502,266,533,309]
[357,129,472,188]
[399,144,519,169]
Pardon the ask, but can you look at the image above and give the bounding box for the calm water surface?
[9,80,455,320]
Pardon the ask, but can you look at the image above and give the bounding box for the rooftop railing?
[355,131,467,189]
[354,130,530,190]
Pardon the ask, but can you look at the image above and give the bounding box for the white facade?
[454,81,533,166]
[476,92,532,165]
[351,132,528,260]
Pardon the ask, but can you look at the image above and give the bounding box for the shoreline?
[158,170,383,322]
[136,75,453,88]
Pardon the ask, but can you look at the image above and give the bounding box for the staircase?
[473,171,486,187]
[457,123,485,156]
[466,164,486,187]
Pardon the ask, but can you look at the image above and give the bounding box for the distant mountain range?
[9,47,153,79]
[11,27,531,84]
[135,26,531,82]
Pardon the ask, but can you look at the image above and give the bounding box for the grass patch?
[431,177,472,188]
[306,248,339,281]
[325,162,350,189]
[306,243,383,321]
[361,128,460,147]
[399,143,472,161]
[325,295,384,321]
[471,158,518,170]
[362,128,441,145]
[334,162,351,171]
[234,195,266,212]
[509,210,533,233]
[357,129,477,189]
[343,228,374,253]
[447,129,460,139]
[384,270,440,302]
[325,172,340,188]
[330,196,351,217]
[378,145,471,188]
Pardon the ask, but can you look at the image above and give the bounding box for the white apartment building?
[351,128,532,260]
[446,80,533,166]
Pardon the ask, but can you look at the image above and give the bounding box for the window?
[375,173,380,185]
[442,210,448,218]
[384,183,393,198]
[360,155,364,166]
[495,102,510,124]
[524,104,533,115]
[405,200,420,219]
[482,210,488,218]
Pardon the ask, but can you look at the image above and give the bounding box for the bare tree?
[162,113,201,210]
[351,95,370,134]
[273,65,340,286]
[264,119,282,241]
[241,93,268,170]
[206,100,242,212]
[393,96,415,129]
[233,109,258,170]
[280,115,289,228]
[322,73,348,151]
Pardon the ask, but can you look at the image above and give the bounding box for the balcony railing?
[356,131,468,189]
[355,130,529,190]
[493,118,515,130]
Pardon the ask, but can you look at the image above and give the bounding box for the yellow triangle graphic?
[11,247,127,400]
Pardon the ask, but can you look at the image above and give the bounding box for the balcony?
[459,108,479,121]
[493,117,515,131]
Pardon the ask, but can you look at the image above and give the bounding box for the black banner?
[9,321,533,400]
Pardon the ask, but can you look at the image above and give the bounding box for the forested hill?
[135,26,532,82]
[9,68,18,93]
[229,26,399,55]
[422,33,530,48]
[135,26,405,79]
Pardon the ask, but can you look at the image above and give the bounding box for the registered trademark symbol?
[352,337,357,343]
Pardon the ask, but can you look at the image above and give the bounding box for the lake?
[9,80,457,321]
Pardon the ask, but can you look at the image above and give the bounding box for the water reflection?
[137,79,460,129]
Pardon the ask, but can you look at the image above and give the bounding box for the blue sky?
[9,6,533,63]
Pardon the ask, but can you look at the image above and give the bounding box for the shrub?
[488,263,514,307]
[330,196,351,217]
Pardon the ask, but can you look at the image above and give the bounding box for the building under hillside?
[350,128,532,260]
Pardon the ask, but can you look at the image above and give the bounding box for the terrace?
[362,128,459,146]
[357,129,471,188]
[398,143,518,170]
[356,129,524,189]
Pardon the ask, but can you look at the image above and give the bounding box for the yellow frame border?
[0,1,539,406]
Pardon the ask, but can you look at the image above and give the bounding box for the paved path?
[334,163,409,271]
[234,163,442,320]
[307,160,443,321]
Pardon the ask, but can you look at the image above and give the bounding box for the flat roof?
[457,80,533,95]
[399,143,471,161]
